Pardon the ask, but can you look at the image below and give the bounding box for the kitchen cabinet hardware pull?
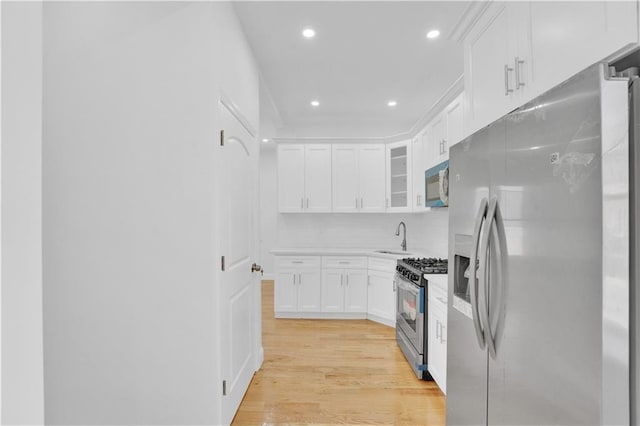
[436,320,441,340]
[356,198,358,209]
[293,274,296,285]
[442,139,447,153]
[340,274,343,286]
[306,198,309,209]
[298,273,302,285]
[292,260,303,264]
[515,57,525,89]
[504,64,514,96]
[301,198,304,209]
[338,261,349,264]
[360,198,363,209]
[346,274,349,286]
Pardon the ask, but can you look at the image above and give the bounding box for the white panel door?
[445,94,464,150]
[219,102,259,424]
[367,271,395,322]
[332,145,359,212]
[304,145,332,212]
[411,134,425,211]
[344,270,367,313]
[321,269,344,312]
[529,1,637,101]
[358,145,386,212]
[274,271,297,312]
[297,270,321,312]
[465,2,512,134]
[277,145,304,212]
[428,114,446,170]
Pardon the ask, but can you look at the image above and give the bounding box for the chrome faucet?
[395,221,407,252]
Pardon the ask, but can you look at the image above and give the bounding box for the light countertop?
[270,247,444,260]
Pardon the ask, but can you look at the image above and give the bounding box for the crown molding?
[449,0,493,43]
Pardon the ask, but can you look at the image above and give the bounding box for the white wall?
[42,2,258,424]
[1,2,45,424]
[259,148,449,275]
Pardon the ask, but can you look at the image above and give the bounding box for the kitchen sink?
[374,250,411,256]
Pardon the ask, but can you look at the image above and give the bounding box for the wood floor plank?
[231,280,445,425]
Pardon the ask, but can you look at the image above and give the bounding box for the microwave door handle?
[480,197,497,358]
[470,198,488,349]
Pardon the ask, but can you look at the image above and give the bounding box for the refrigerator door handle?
[488,197,506,359]
[480,196,498,358]
[470,197,489,349]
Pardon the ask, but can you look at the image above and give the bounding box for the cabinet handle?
[306,198,309,209]
[340,274,344,286]
[393,277,396,292]
[292,260,303,264]
[504,64,514,96]
[298,273,302,285]
[436,319,441,340]
[356,198,358,209]
[360,198,363,209]
[346,274,349,286]
[442,139,447,153]
[515,57,525,89]
[293,274,296,285]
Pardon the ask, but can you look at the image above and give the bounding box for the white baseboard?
[275,311,367,320]
[366,314,396,328]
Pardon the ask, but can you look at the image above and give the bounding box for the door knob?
[251,263,264,276]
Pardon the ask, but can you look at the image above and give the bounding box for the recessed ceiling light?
[310,100,320,107]
[426,29,440,39]
[302,28,316,38]
[387,100,398,107]
[261,138,269,143]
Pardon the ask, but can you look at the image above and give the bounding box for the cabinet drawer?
[428,283,448,306]
[322,256,367,269]
[275,256,321,269]
[367,257,397,273]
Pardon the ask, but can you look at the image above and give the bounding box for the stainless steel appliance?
[395,257,448,379]
[425,160,449,207]
[447,62,630,425]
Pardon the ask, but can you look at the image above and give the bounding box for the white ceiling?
[233,1,470,138]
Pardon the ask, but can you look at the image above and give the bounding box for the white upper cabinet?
[277,145,305,212]
[464,2,528,135]
[411,132,427,211]
[529,1,637,100]
[277,144,331,213]
[304,145,332,212]
[464,0,638,136]
[332,144,386,213]
[445,93,465,149]
[386,140,412,212]
[358,145,387,212]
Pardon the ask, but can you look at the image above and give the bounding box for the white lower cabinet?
[274,269,322,313]
[274,256,322,316]
[428,281,448,394]
[367,270,396,326]
[321,268,367,313]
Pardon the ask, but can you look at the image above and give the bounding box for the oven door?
[395,274,424,353]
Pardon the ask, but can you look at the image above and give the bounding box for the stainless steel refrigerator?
[447,63,631,425]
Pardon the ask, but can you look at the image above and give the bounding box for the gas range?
[396,257,448,286]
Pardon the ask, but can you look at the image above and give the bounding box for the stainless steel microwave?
[425,160,449,207]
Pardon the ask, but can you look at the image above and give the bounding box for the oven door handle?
[470,198,488,349]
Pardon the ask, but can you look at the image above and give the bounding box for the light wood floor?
[231,280,446,425]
